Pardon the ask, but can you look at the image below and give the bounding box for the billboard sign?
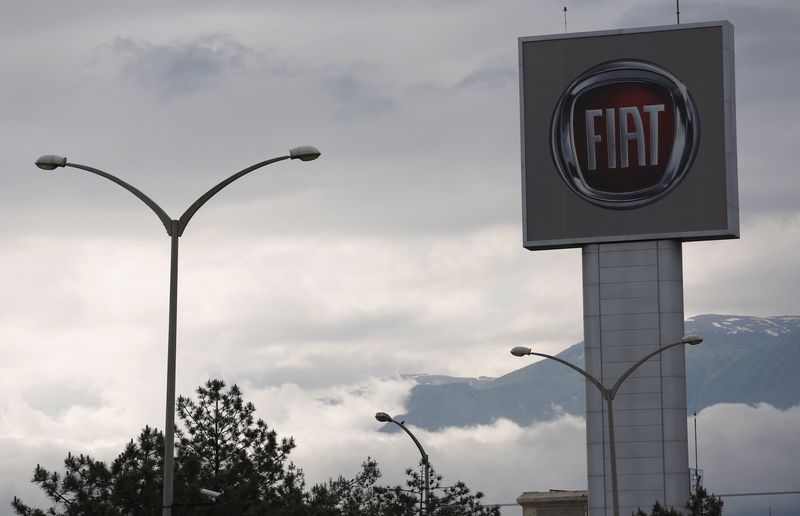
[520,22,738,249]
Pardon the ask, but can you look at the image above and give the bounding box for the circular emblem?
[550,60,699,209]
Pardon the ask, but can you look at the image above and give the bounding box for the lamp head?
[199,488,222,501]
[681,335,703,346]
[289,145,321,161]
[510,346,532,357]
[35,155,67,171]
[375,411,393,423]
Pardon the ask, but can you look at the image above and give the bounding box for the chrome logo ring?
[550,59,700,209]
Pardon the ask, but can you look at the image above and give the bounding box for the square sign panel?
[520,21,738,250]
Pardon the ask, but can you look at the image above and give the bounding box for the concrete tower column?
[583,240,689,515]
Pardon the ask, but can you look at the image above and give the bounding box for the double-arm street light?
[375,412,430,516]
[510,335,702,516]
[34,146,321,516]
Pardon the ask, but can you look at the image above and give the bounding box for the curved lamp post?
[35,146,321,516]
[510,335,702,516]
[375,412,430,516]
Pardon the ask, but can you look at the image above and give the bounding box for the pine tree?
[404,462,500,516]
[307,458,406,515]
[174,378,305,514]
[12,452,115,515]
[635,488,724,516]
[110,425,163,515]
[634,501,683,516]
[308,458,500,516]
[686,487,723,516]
[12,379,302,515]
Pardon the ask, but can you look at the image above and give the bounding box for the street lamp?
[35,147,321,516]
[375,412,430,516]
[510,335,702,516]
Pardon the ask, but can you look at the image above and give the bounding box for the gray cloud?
[455,56,517,90]
[105,34,254,98]
[323,65,396,118]
[24,382,104,418]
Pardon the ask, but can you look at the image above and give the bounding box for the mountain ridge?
[386,314,800,431]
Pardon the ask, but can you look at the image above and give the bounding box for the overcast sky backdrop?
[2,1,799,514]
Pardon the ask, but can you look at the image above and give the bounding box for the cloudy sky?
[1,0,799,514]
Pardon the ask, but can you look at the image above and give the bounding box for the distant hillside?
[685,315,800,410]
[386,315,800,431]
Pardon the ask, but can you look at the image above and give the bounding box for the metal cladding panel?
[520,21,738,250]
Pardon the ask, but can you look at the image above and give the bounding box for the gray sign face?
[520,21,738,250]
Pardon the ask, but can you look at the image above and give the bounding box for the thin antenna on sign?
[676,0,681,24]
[563,6,568,33]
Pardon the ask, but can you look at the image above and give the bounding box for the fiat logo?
[550,60,699,209]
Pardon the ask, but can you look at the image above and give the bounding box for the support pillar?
[583,240,690,515]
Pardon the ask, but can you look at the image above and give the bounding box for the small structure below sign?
[516,490,588,516]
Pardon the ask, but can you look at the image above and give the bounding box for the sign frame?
[519,21,738,250]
